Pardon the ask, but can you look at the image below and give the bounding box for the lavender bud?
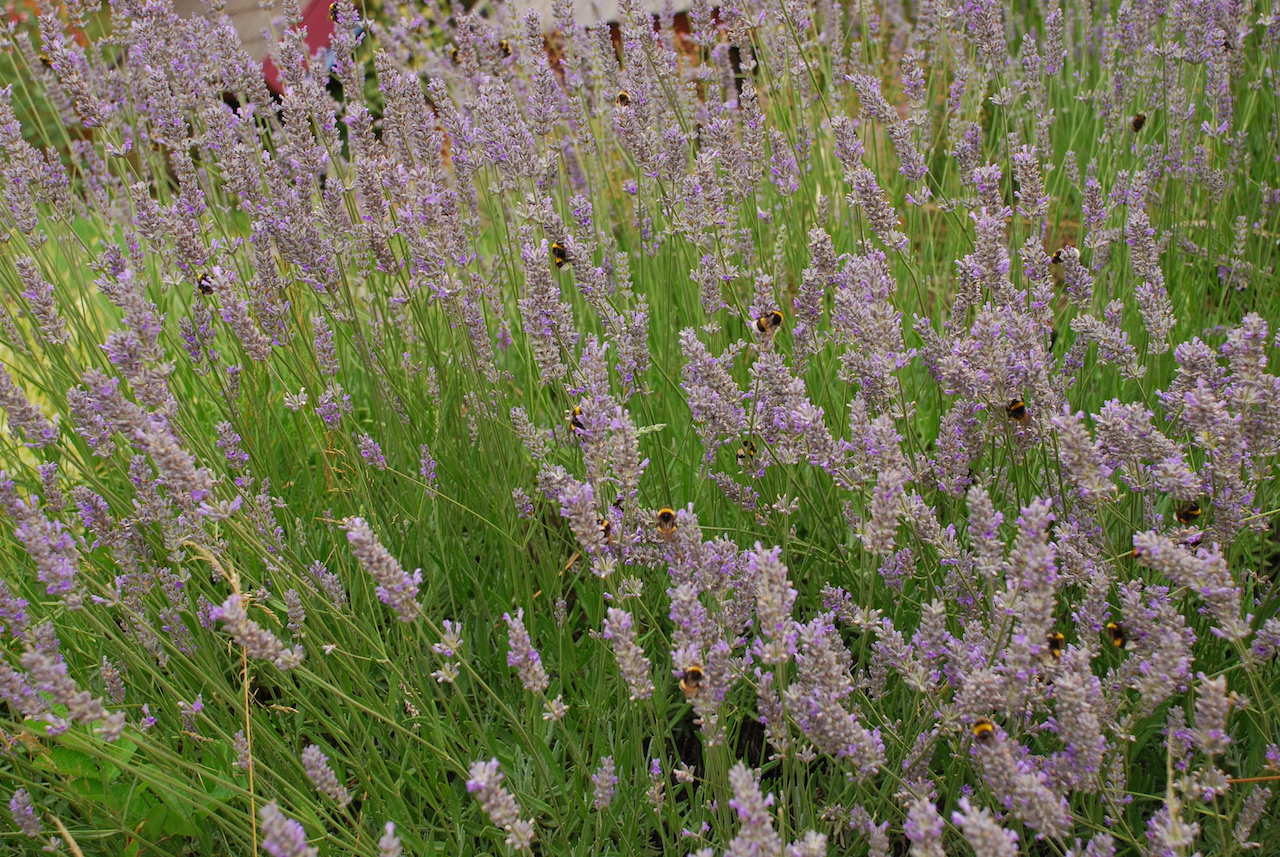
[301,744,352,807]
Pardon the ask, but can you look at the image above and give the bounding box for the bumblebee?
[1006,398,1028,423]
[598,517,613,545]
[1175,501,1202,526]
[38,53,52,69]
[736,439,757,466]
[569,405,584,431]
[657,507,677,538]
[1046,631,1065,660]
[679,664,704,698]
[498,39,512,58]
[1051,248,1064,264]
[197,274,214,295]
[1105,621,1127,649]
[972,718,995,743]
[551,241,569,268]
[755,310,784,335]
[328,0,339,20]
[1131,113,1147,133]
[616,89,631,107]
[449,45,461,64]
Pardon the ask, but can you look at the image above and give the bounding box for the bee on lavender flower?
[197,274,214,295]
[972,719,995,743]
[551,241,570,268]
[1051,247,1065,264]
[1131,113,1147,133]
[449,45,461,64]
[1045,631,1065,660]
[1006,398,1028,423]
[38,53,52,69]
[755,310,784,335]
[498,39,512,58]
[736,439,757,466]
[1106,621,1127,649]
[1175,501,1202,525]
[656,507,677,539]
[616,89,631,107]
[569,405,585,431]
[597,517,613,545]
[328,1,339,21]
[679,664,704,698]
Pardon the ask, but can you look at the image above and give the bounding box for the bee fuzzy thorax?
[656,507,677,538]
[1046,631,1065,659]
[1106,622,1127,649]
[1175,501,1202,525]
[679,664,704,698]
[755,310,784,335]
[551,241,570,268]
[972,718,996,743]
[615,89,631,107]
[1006,398,1028,423]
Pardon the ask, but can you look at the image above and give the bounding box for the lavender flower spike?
[503,608,549,694]
[301,744,352,807]
[725,763,784,857]
[466,758,535,852]
[9,788,41,837]
[602,608,653,700]
[259,801,319,857]
[343,517,422,622]
[214,595,304,670]
[951,797,1018,857]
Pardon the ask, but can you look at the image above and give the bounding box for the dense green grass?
[2,0,1279,855]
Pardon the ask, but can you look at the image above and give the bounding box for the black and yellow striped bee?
[498,39,512,58]
[616,89,631,107]
[197,274,214,295]
[569,406,585,431]
[328,1,340,21]
[755,310,784,335]
[972,718,995,743]
[38,53,52,69]
[449,45,461,64]
[1175,501,1202,526]
[598,517,613,545]
[657,507,677,539]
[1051,248,1065,264]
[679,664,704,698]
[551,241,570,268]
[1131,113,1147,133]
[736,439,757,466]
[1046,631,1065,660]
[1105,621,1127,649]
[1006,398,1028,423]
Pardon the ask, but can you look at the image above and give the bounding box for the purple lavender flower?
[378,822,402,857]
[357,433,388,470]
[343,517,422,622]
[725,763,783,857]
[259,801,318,857]
[301,744,352,807]
[214,595,304,670]
[602,607,653,700]
[0,368,57,447]
[503,608,549,694]
[951,797,1018,857]
[591,756,618,810]
[466,758,535,852]
[9,788,41,837]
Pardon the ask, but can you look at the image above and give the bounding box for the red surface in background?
[262,0,335,93]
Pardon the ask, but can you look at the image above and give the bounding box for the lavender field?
[2,0,1279,854]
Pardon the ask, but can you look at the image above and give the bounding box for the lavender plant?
[1,0,1279,854]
